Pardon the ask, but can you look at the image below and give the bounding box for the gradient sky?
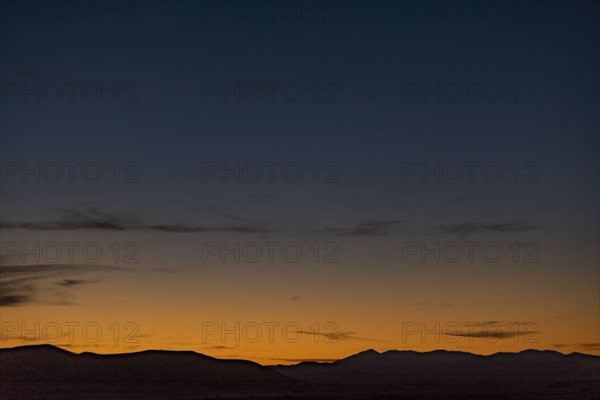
[1,0,598,364]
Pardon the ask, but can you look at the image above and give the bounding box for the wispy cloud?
[0,293,32,307]
[553,343,600,353]
[1,263,125,307]
[203,345,239,350]
[445,331,518,339]
[57,279,98,287]
[437,222,539,236]
[0,207,270,234]
[312,220,405,237]
[194,203,265,225]
[296,330,374,342]
[443,329,535,340]
[1,63,49,81]
[268,357,337,363]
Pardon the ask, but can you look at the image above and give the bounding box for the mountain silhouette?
[1,345,598,399]
[273,348,600,384]
[0,344,302,399]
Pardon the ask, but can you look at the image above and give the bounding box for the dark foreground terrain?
[1,345,598,399]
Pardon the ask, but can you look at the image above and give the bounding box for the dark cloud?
[0,264,125,307]
[444,329,534,340]
[553,343,599,353]
[194,203,263,225]
[313,220,405,237]
[296,330,373,342]
[0,207,270,234]
[1,63,49,80]
[57,279,97,287]
[1,263,124,277]
[410,302,455,309]
[0,207,137,231]
[268,357,337,363]
[148,223,267,234]
[203,345,238,350]
[0,276,39,306]
[438,222,539,236]
[0,294,31,306]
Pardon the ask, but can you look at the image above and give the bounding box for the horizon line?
[2,343,598,366]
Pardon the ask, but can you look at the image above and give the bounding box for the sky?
[0,0,599,364]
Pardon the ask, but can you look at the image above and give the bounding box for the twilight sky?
[0,0,598,364]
